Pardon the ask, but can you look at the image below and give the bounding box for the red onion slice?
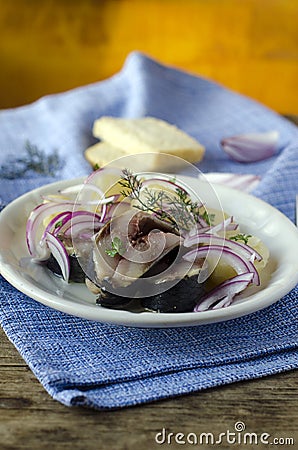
[41,195,75,204]
[44,232,70,282]
[211,296,232,310]
[76,184,109,201]
[183,233,262,262]
[62,184,118,207]
[26,202,75,257]
[63,219,104,238]
[204,173,260,192]
[42,194,117,206]
[141,177,188,196]
[207,216,238,234]
[42,211,72,240]
[44,183,101,203]
[194,272,254,311]
[183,244,259,285]
[59,184,86,195]
[221,130,279,163]
[86,166,123,184]
[183,218,223,242]
[56,211,103,236]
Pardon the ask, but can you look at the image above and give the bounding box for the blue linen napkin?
[0,52,298,409]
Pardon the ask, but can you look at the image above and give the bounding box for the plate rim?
[1,176,298,328]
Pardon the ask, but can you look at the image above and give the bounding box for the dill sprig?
[119,169,207,231]
[119,168,143,199]
[201,210,215,226]
[119,169,177,227]
[0,140,62,179]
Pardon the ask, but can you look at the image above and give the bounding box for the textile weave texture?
[0,52,297,409]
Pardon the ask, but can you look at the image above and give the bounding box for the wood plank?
[0,326,297,450]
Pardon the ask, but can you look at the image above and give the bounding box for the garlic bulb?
[220,131,279,162]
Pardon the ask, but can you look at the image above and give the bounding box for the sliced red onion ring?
[99,202,107,223]
[42,211,72,241]
[42,193,117,206]
[184,216,238,237]
[221,130,279,163]
[63,183,118,206]
[195,226,211,234]
[183,233,262,261]
[204,173,260,193]
[26,202,75,257]
[84,194,119,205]
[56,211,103,236]
[44,184,96,202]
[44,232,70,282]
[211,296,232,309]
[76,184,107,199]
[86,166,123,184]
[183,244,259,285]
[59,184,85,195]
[194,272,254,311]
[197,215,210,229]
[63,219,104,238]
[41,195,75,203]
[141,177,188,196]
[208,216,238,234]
[185,215,209,233]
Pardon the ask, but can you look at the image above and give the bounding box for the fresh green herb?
[93,163,100,170]
[0,140,62,179]
[201,210,215,226]
[54,220,63,228]
[230,233,252,245]
[119,169,169,219]
[119,169,182,229]
[119,169,143,199]
[105,237,124,257]
[119,169,208,231]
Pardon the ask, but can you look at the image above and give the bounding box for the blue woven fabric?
[0,52,298,409]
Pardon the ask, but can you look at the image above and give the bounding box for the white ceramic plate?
[0,176,298,328]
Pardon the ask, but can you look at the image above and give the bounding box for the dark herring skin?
[47,252,205,312]
[96,245,206,312]
[141,275,205,313]
[96,275,205,313]
[47,253,206,312]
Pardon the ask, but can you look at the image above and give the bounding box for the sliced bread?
[92,116,205,163]
[84,141,193,172]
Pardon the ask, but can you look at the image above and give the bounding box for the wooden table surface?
[0,324,297,450]
[1,116,297,449]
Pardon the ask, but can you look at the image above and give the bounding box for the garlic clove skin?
[220,130,279,163]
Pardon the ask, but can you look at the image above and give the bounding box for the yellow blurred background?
[0,0,297,113]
